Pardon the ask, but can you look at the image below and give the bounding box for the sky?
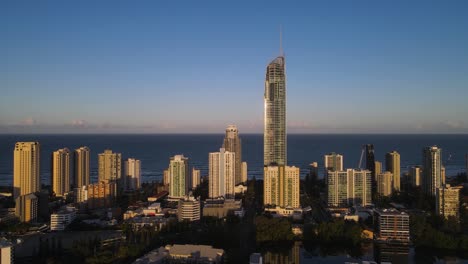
[1,0,468,134]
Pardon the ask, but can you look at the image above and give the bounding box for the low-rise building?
[177,194,200,222]
[436,184,462,221]
[166,244,224,264]
[375,209,410,243]
[203,199,243,218]
[0,238,14,264]
[50,207,77,231]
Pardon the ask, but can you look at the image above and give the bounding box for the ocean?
[0,134,467,186]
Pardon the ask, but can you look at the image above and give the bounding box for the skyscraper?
[410,166,422,187]
[192,168,200,189]
[51,148,70,197]
[264,54,286,166]
[74,146,90,188]
[209,148,235,199]
[365,144,375,176]
[377,171,393,197]
[123,158,141,190]
[13,142,40,200]
[375,161,382,176]
[241,162,248,183]
[168,155,190,199]
[385,151,401,191]
[98,149,122,183]
[263,165,300,208]
[222,125,243,184]
[324,153,343,173]
[423,146,443,196]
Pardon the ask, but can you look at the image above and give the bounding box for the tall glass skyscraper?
[264,55,286,166]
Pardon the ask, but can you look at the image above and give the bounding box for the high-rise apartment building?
[327,169,372,207]
[222,125,243,184]
[15,193,38,223]
[163,169,170,186]
[377,171,393,197]
[410,166,422,187]
[51,148,70,197]
[375,161,382,177]
[436,184,462,221]
[13,142,40,200]
[241,162,248,183]
[192,168,200,189]
[324,153,343,173]
[263,165,300,208]
[423,146,443,196]
[98,150,122,183]
[264,54,286,166]
[209,148,235,199]
[74,146,90,188]
[123,158,141,190]
[168,155,190,199]
[386,151,401,192]
[309,162,318,180]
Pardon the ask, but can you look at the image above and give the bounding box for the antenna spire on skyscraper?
[279,24,284,57]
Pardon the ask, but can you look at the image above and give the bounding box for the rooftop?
[166,244,224,260]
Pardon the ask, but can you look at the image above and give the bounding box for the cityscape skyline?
[2,1,468,134]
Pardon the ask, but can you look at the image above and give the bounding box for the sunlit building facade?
[264,55,286,166]
[51,148,71,197]
[13,142,40,200]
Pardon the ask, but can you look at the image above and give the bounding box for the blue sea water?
[0,134,467,186]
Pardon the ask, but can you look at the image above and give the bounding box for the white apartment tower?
[209,148,235,199]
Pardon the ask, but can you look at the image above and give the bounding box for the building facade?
[241,161,248,183]
[13,142,40,200]
[191,168,200,189]
[263,165,300,208]
[410,166,422,187]
[15,193,38,223]
[0,238,14,264]
[51,148,70,197]
[423,146,443,196]
[222,125,243,184]
[123,158,141,190]
[375,209,410,242]
[264,55,286,166]
[209,148,235,199]
[74,146,90,188]
[98,150,122,183]
[177,195,200,222]
[436,184,462,221]
[386,151,401,192]
[377,171,393,197]
[50,207,77,231]
[87,181,117,209]
[169,155,190,199]
[324,152,343,173]
[327,169,372,207]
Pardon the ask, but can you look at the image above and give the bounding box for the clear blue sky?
[1,0,468,134]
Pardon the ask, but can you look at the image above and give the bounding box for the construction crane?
[358,145,365,169]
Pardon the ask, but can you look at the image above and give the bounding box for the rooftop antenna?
[279,24,284,57]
